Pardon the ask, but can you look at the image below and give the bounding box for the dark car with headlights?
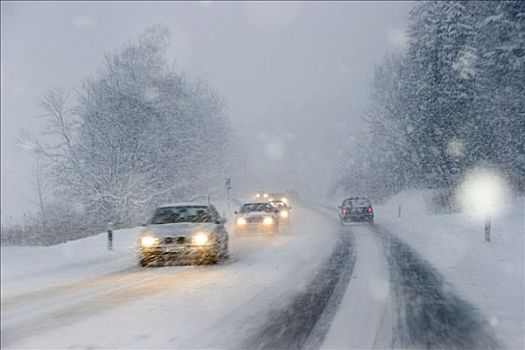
[338,196,374,224]
[137,203,228,266]
[234,201,280,235]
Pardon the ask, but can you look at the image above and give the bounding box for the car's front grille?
[247,217,263,223]
[162,236,186,244]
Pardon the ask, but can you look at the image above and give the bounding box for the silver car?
[234,201,280,235]
[137,203,229,266]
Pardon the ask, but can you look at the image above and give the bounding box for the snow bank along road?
[1,204,502,349]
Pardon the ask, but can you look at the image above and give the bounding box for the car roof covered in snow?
[241,201,271,205]
[156,202,211,208]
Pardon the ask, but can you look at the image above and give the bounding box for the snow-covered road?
[311,204,502,350]
[2,206,343,349]
[2,198,521,349]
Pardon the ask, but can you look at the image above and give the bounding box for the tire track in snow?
[1,265,142,310]
[372,224,501,349]
[0,266,220,347]
[243,207,356,350]
[294,202,500,349]
[319,223,393,350]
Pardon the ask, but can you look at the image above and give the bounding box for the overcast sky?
[1,1,411,220]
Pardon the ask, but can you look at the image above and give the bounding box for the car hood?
[238,211,275,218]
[141,222,217,238]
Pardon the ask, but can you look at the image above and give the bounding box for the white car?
[137,203,229,266]
[234,201,280,235]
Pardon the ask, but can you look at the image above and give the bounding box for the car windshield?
[240,203,273,213]
[149,206,213,224]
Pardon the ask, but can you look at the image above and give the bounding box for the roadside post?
[484,215,491,242]
[107,221,113,251]
[398,204,402,218]
[225,177,232,211]
[456,167,509,243]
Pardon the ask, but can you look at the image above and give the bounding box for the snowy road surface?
[2,201,520,349]
[2,206,341,349]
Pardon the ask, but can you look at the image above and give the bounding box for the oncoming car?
[252,191,270,200]
[269,192,290,205]
[269,200,292,224]
[137,203,229,266]
[338,196,374,224]
[234,201,279,235]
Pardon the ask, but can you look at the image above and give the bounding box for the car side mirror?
[216,218,226,224]
[288,206,292,210]
[234,211,238,215]
[141,223,147,227]
[275,210,280,214]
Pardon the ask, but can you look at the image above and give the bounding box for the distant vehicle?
[234,201,280,235]
[269,199,292,224]
[137,203,229,266]
[268,192,290,205]
[252,191,270,200]
[338,196,374,224]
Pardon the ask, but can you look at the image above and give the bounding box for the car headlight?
[237,217,247,225]
[263,216,274,225]
[263,193,269,198]
[255,193,261,198]
[281,197,288,204]
[280,210,289,218]
[192,232,209,246]
[141,235,159,247]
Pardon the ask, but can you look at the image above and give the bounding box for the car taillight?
[341,208,347,214]
[367,206,373,213]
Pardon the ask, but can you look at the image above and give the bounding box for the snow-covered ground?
[312,190,523,349]
[377,192,525,349]
[1,205,340,349]
[2,192,523,349]
[320,223,393,349]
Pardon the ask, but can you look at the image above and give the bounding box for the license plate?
[166,245,185,253]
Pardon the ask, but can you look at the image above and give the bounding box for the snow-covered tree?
[402,1,479,188]
[30,26,233,229]
[471,0,525,190]
[336,0,524,201]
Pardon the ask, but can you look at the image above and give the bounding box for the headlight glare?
[141,236,158,247]
[280,210,289,218]
[192,232,209,246]
[237,217,247,225]
[263,216,274,225]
